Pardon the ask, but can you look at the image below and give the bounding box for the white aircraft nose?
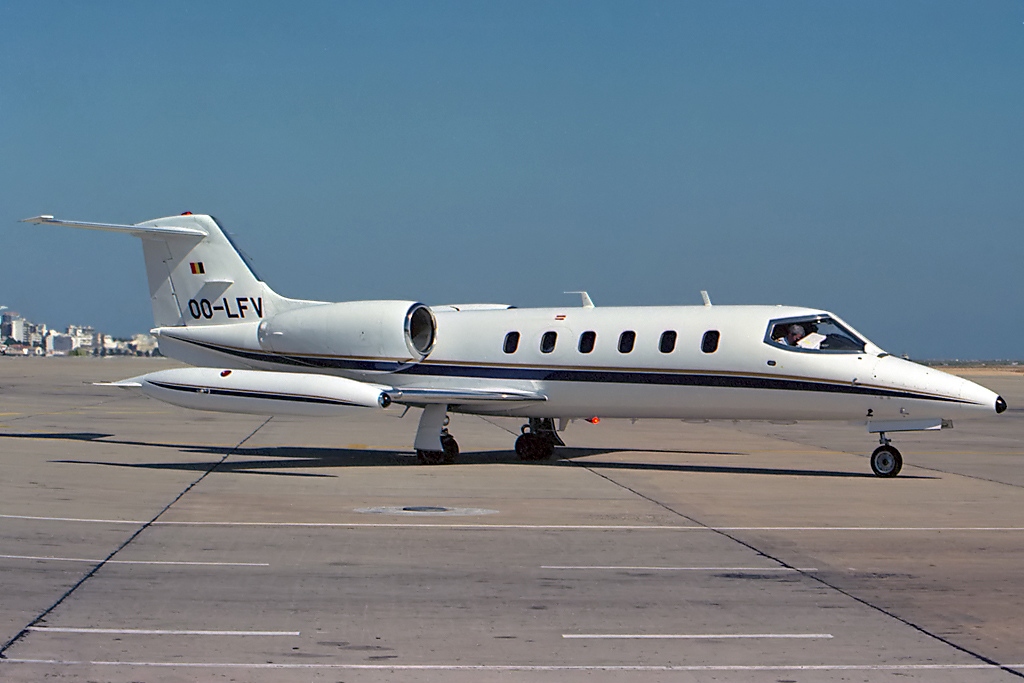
[956,374,1004,415]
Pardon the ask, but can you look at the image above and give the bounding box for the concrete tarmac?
[1,357,1022,682]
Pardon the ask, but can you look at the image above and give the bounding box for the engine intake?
[258,300,436,365]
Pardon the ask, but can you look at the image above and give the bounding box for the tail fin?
[23,213,297,328]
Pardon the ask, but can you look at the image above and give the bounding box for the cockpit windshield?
[766,315,866,353]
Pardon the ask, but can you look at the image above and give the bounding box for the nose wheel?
[870,432,902,478]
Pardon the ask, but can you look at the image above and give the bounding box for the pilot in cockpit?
[782,324,805,346]
[782,323,826,349]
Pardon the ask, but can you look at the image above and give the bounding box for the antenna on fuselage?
[564,291,595,308]
[700,290,712,307]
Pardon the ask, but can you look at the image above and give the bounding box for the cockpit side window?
[766,316,865,353]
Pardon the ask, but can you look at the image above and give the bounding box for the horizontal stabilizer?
[22,215,206,238]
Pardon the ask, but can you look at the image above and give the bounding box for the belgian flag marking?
[190,262,205,275]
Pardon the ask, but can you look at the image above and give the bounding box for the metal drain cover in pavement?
[355,506,498,516]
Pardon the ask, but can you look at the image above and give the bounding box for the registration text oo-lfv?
[24,213,1006,477]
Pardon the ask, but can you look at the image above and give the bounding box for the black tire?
[535,436,554,460]
[870,445,903,478]
[515,433,538,460]
[417,449,445,465]
[515,433,553,461]
[441,434,459,464]
[515,433,532,460]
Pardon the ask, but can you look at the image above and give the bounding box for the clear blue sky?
[2,2,1021,358]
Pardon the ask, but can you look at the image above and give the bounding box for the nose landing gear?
[870,432,903,478]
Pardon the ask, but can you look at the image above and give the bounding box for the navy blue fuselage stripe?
[167,337,969,405]
[148,380,361,406]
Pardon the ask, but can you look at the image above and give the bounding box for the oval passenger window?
[618,331,636,353]
[578,330,596,354]
[540,331,557,354]
[701,330,720,354]
[659,331,677,353]
[503,331,520,354]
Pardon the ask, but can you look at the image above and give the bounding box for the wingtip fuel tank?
[127,367,392,417]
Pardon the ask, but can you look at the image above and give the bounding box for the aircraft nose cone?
[996,396,1007,414]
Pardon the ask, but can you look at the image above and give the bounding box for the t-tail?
[22,213,305,328]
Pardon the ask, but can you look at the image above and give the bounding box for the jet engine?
[258,300,436,363]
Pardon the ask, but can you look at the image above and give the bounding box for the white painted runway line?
[0,554,268,567]
[543,565,818,571]
[5,514,1024,531]
[562,633,833,640]
[27,627,298,636]
[4,660,1021,672]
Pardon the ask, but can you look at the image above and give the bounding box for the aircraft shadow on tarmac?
[0,431,931,479]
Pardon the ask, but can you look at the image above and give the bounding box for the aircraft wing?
[384,386,547,406]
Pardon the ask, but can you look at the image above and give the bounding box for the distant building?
[131,333,159,355]
[2,313,26,344]
[45,332,74,355]
[66,325,96,351]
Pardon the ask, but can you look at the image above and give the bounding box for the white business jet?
[24,213,1006,477]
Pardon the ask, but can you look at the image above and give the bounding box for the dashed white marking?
[27,627,297,636]
[0,554,267,567]
[563,633,833,640]
[4,660,1019,671]
[355,506,498,516]
[4,515,1024,532]
[543,565,818,571]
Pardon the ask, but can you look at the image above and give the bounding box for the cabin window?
[701,330,720,353]
[503,331,520,354]
[540,331,558,354]
[659,330,677,353]
[766,315,866,353]
[578,330,596,354]
[618,331,636,354]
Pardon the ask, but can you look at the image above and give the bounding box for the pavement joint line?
[5,515,1024,531]
[27,627,297,636]
[0,554,268,567]
[562,633,834,639]
[0,416,275,660]
[743,427,1024,489]
[570,459,1024,680]
[542,566,819,571]
[0,395,134,422]
[3,660,1023,671]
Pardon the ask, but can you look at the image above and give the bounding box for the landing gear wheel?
[417,449,445,465]
[440,434,459,464]
[870,445,903,478]
[417,434,458,465]
[515,433,554,461]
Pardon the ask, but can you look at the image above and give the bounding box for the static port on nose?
[996,396,1007,414]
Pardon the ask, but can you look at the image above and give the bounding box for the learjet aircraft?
[24,213,1006,477]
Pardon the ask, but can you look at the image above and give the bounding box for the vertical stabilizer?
[23,214,301,328]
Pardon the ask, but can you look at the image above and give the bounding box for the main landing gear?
[412,411,567,465]
[415,404,459,465]
[870,432,903,478]
[515,418,564,461]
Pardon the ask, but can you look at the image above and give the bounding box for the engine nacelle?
[257,300,436,363]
